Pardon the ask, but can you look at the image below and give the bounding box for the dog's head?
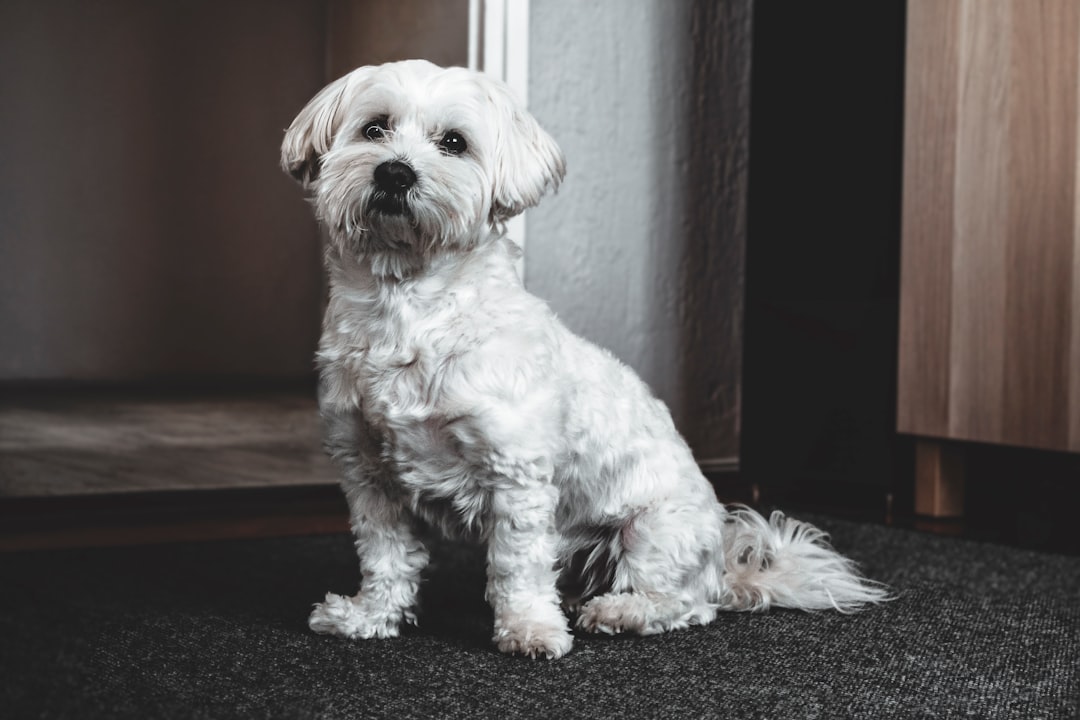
[282,59,565,264]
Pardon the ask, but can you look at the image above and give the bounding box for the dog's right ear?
[281,73,354,188]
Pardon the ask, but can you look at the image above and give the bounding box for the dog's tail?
[718,506,890,613]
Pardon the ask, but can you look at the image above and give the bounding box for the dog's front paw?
[308,592,403,639]
[493,614,574,660]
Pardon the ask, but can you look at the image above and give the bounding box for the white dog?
[281,59,887,660]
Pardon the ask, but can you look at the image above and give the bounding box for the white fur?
[282,59,888,660]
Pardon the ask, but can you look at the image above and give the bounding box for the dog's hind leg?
[575,495,727,635]
[576,591,719,635]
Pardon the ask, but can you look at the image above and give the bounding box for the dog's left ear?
[485,81,566,222]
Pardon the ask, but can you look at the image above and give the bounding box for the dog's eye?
[439,131,467,156]
[362,119,389,141]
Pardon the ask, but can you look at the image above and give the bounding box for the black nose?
[374,160,417,193]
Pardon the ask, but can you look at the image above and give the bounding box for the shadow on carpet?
[1,515,1078,719]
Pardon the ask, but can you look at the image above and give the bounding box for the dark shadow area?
[959,442,1080,556]
[742,1,908,508]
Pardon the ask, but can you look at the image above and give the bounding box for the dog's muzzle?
[370,160,416,216]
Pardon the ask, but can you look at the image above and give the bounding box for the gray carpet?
[1,515,1078,719]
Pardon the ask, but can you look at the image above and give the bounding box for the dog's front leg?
[309,407,429,640]
[486,482,572,659]
[309,483,428,640]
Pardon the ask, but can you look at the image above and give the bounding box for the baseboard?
[697,457,759,506]
[758,476,896,524]
[696,456,740,474]
[0,485,349,552]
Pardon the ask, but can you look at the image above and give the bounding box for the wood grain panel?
[897,0,961,438]
[1003,0,1078,450]
[1073,107,1080,448]
[900,0,1080,453]
[948,0,1010,442]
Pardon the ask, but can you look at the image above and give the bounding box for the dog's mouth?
[368,191,411,217]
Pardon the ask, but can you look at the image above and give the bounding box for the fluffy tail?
[718,506,890,613]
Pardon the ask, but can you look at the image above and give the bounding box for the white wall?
[526,0,749,461]
[527,0,693,414]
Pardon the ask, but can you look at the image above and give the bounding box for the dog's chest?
[333,296,470,422]
[323,286,503,537]
[319,261,562,536]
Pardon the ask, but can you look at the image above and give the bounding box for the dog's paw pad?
[494,620,573,660]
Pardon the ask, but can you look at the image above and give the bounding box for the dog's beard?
[367,190,412,219]
[318,168,491,279]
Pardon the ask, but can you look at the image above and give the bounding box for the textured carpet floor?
[1,515,1078,719]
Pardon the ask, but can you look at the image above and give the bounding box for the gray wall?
[526,0,751,462]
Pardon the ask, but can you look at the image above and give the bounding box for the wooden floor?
[0,390,337,497]
[0,389,350,550]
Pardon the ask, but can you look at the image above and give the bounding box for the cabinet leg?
[914,440,966,517]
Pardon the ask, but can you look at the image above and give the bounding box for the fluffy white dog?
[281,59,887,659]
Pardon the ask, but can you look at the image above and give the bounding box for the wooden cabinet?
[899,0,1080,513]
